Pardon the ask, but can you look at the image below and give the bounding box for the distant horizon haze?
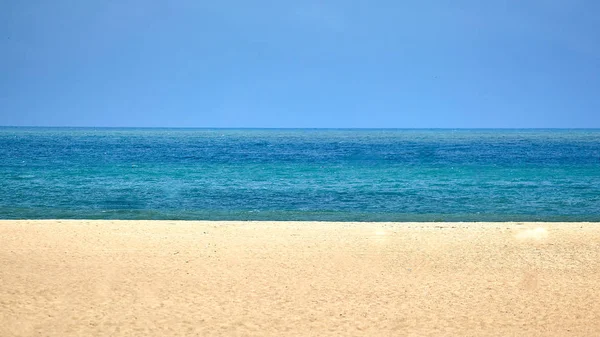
[1,126,600,130]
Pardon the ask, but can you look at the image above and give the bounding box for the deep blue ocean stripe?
[1,128,599,221]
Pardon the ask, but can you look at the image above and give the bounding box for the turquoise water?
[1,128,599,221]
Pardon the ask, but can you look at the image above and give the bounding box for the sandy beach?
[1,220,600,336]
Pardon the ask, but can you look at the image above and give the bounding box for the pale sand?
[1,221,600,336]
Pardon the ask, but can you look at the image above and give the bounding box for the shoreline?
[4,219,600,223]
[2,220,600,336]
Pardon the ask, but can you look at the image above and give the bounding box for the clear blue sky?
[1,0,599,128]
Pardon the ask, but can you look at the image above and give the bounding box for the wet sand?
[1,220,600,336]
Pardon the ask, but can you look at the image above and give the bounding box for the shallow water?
[1,128,599,221]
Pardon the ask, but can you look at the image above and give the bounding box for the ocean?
[1,128,599,221]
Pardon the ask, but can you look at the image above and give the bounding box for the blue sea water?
[0,128,599,221]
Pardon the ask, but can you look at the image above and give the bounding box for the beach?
[2,220,600,336]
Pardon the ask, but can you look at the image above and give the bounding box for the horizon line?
[2,126,600,130]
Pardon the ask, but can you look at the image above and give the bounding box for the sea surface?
[1,128,599,221]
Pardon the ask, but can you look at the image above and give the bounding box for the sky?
[1,0,599,128]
